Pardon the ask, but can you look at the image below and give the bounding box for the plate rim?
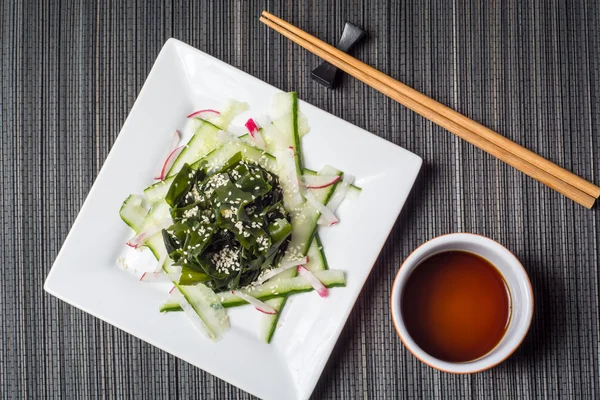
[44,37,422,400]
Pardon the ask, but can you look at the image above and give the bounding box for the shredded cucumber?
[259,297,287,343]
[218,269,346,307]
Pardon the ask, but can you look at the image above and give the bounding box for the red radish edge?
[244,118,266,149]
[140,270,169,282]
[318,173,354,226]
[126,232,146,248]
[169,286,176,294]
[304,175,341,189]
[245,118,259,134]
[297,266,329,297]
[231,290,277,314]
[126,219,171,249]
[154,145,184,180]
[186,109,220,118]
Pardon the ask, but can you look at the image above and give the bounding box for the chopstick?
[260,11,599,209]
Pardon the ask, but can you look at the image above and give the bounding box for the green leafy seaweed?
[162,153,292,291]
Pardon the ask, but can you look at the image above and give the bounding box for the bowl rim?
[389,232,534,374]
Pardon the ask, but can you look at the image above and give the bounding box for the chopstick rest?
[311,22,366,89]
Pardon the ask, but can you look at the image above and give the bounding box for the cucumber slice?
[159,299,181,313]
[168,120,221,178]
[306,234,327,272]
[204,142,277,174]
[168,100,248,178]
[259,297,287,343]
[119,194,148,231]
[297,110,310,137]
[155,268,345,313]
[217,269,345,307]
[283,167,341,261]
[270,92,301,171]
[261,235,326,344]
[175,283,230,341]
[267,92,305,211]
[204,100,248,132]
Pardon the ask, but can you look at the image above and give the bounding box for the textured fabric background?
[1,0,599,398]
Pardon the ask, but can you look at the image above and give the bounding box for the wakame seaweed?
[162,152,292,291]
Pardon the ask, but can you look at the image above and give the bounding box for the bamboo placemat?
[1,0,598,398]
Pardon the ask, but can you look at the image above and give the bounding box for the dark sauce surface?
[402,251,511,363]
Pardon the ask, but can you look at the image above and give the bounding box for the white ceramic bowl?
[390,233,534,373]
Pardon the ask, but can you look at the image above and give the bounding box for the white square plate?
[45,39,422,400]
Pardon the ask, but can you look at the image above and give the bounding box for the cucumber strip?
[282,167,341,263]
[261,235,327,343]
[167,120,221,178]
[159,299,181,313]
[174,283,230,341]
[144,180,172,204]
[119,194,148,231]
[304,167,362,195]
[265,94,326,337]
[305,234,327,272]
[168,101,248,178]
[297,110,310,137]
[270,92,302,171]
[217,269,345,307]
[268,92,305,211]
[204,142,277,174]
[259,297,287,343]
[204,100,248,133]
[156,268,344,314]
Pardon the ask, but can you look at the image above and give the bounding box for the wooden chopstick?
[260,11,599,209]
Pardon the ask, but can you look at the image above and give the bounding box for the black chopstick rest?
[311,22,366,89]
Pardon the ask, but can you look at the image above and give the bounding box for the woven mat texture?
[1,0,599,398]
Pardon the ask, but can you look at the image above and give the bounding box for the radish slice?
[153,252,168,273]
[318,174,354,225]
[245,118,266,149]
[245,118,259,134]
[258,256,310,283]
[297,266,329,297]
[140,270,170,282]
[231,290,277,314]
[302,189,339,226]
[301,174,341,189]
[326,173,354,211]
[276,147,303,208]
[153,130,182,180]
[187,109,220,119]
[126,219,172,248]
[155,145,184,181]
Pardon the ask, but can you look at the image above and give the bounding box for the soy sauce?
[402,251,510,363]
